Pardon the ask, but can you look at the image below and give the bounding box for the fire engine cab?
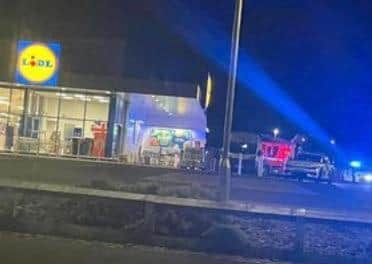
[257,135,295,175]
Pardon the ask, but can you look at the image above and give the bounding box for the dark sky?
[150,0,372,161]
[244,0,372,160]
[242,1,372,154]
[1,0,372,160]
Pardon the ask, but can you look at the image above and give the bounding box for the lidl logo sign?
[15,41,61,86]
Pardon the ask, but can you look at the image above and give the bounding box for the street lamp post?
[218,0,244,201]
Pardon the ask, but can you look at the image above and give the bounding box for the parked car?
[284,152,334,183]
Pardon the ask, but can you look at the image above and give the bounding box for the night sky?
[241,0,372,160]
[150,0,372,162]
[1,0,372,162]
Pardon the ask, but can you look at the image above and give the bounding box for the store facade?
[0,82,207,164]
[0,38,207,164]
[122,93,207,167]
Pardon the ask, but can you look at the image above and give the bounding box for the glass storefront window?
[23,116,41,138]
[6,115,21,152]
[37,117,58,154]
[27,91,60,117]
[0,116,7,150]
[85,95,110,158]
[60,93,86,120]
[0,88,10,113]
[85,95,110,121]
[0,86,114,158]
[84,120,108,157]
[59,119,84,139]
[9,89,25,115]
[58,119,84,155]
[0,114,21,151]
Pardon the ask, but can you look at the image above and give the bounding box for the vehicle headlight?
[363,174,372,183]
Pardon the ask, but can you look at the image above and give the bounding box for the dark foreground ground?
[1,155,372,263]
[0,232,293,264]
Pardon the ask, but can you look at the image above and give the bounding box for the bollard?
[237,153,243,176]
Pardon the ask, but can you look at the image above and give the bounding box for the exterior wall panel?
[0,0,206,98]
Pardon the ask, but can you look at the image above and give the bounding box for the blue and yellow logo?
[15,41,61,86]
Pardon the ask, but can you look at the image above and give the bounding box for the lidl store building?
[0,40,207,167]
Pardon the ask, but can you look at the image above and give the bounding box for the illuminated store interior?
[0,83,207,166]
[0,85,110,156]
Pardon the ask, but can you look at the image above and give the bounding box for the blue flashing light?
[363,174,372,183]
[152,2,332,145]
[350,161,362,169]
[152,2,348,162]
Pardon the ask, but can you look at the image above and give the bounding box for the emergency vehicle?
[257,135,296,175]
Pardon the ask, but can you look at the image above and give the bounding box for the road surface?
[0,232,293,264]
[1,154,372,214]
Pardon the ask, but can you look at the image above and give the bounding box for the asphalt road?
[146,171,372,214]
[1,154,372,215]
[232,177,372,212]
[0,232,293,264]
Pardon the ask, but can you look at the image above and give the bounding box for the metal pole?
[218,0,244,201]
[238,152,243,176]
[121,93,131,162]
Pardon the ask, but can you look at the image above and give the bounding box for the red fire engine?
[258,135,296,174]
